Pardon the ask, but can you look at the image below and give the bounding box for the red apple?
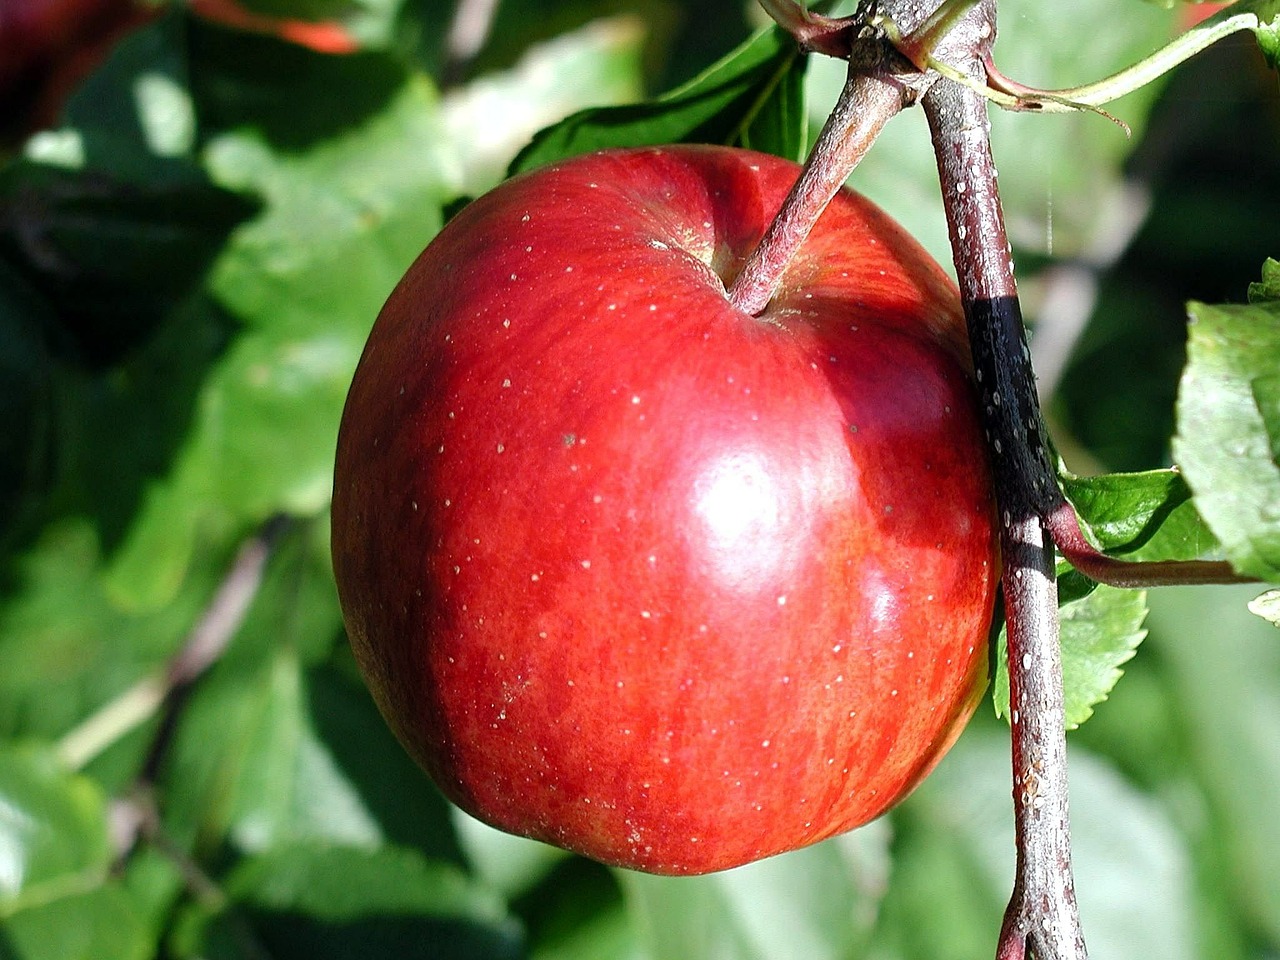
[190,0,357,55]
[0,0,151,138]
[1178,2,1228,29]
[331,145,998,875]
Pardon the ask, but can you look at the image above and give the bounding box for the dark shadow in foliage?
[511,855,627,955]
[185,16,409,153]
[306,659,468,867]
[197,909,524,960]
[0,260,57,550]
[0,13,263,559]
[0,160,257,367]
[76,294,240,553]
[0,7,418,573]
[0,289,242,587]
[0,11,259,368]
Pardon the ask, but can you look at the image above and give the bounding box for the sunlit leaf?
[0,745,110,913]
[511,23,808,174]
[158,527,460,864]
[1061,468,1229,562]
[1173,285,1280,582]
[443,17,646,196]
[1147,584,1280,942]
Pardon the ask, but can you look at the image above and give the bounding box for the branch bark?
[921,12,1088,956]
[758,2,1093,955]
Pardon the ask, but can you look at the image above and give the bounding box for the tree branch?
[920,5,1088,954]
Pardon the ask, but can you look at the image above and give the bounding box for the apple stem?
[1044,500,1256,588]
[726,61,909,317]
[920,15,1089,959]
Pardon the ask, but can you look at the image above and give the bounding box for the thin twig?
[441,0,502,88]
[981,2,1273,110]
[57,517,289,771]
[108,787,276,960]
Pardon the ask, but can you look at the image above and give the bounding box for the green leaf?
[619,824,889,960]
[0,520,216,764]
[0,261,56,548]
[993,582,1150,728]
[0,747,146,960]
[159,529,460,863]
[0,745,110,916]
[521,859,636,960]
[1060,468,1227,561]
[169,843,523,960]
[1246,0,1280,66]
[510,24,808,175]
[442,17,646,197]
[0,162,256,368]
[53,12,198,176]
[1249,257,1280,302]
[450,811,569,900]
[0,886,152,960]
[87,25,454,610]
[3,16,257,373]
[1173,290,1280,582]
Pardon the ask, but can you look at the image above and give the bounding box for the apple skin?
[331,145,998,875]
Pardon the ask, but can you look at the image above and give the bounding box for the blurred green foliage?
[0,1,1278,958]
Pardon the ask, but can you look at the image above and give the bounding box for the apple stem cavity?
[920,8,1089,957]
[726,61,909,317]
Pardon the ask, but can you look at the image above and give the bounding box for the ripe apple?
[331,145,998,875]
[0,0,150,138]
[189,0,357,55]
